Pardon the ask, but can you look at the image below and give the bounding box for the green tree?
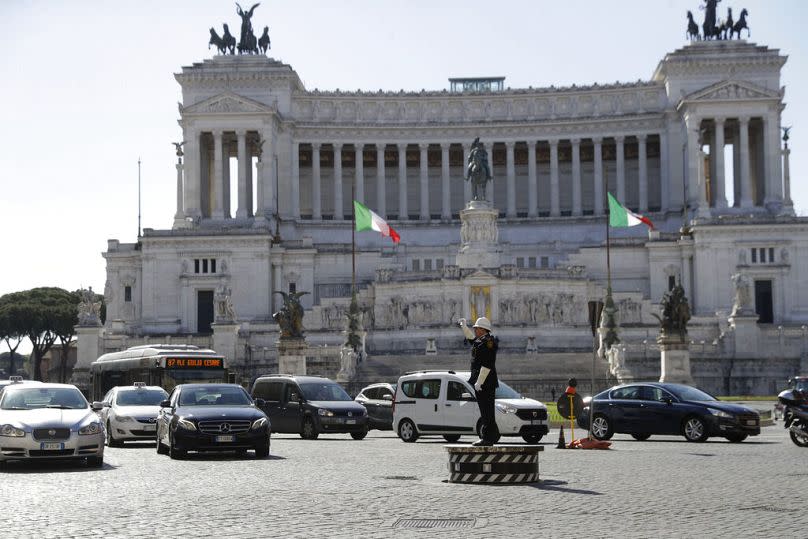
[0,288,78,381]
[0,302,26,376]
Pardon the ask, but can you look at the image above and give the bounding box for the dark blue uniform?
[468,333,499,443]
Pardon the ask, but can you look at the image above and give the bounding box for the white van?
[392,370,549,443]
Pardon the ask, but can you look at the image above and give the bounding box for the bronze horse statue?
[465,138,492,201]
[258,26,270,54]
[731,8,750,39]
[273,291,309,338]
[209,25,236,55]
[686,11,700,41]
[700,0,721,41]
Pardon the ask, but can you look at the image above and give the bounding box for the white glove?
[458,318,475,340]
[458,318,467,327]
[474,382,482,392]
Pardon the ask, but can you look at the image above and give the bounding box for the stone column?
[463,143,472,204]
[505,141,516,218]
[311,142,322,220]
[549,139,560,217]
[659,131,670,212]
[764,112,784,209]
[615,135,626,202]
[272,261,283,312]
[184,128,201,218]
[355,144,364,203]
[419,143,429,221]
[571,138,582,216]
[212,130,224,218]
[174,160,185,221]
[441,143,451,220]
[781,141,795,215]
[397,143,407,219]
[236,130,249,219]
[738,117,753,208]
[245,139,254,217]
[333,143,343,220]
[291,141,300,219]
[527,141,537,218]
[593,137,604,216]
[685,116,701,210]
[713,118,727,209]
[262,129,274,219]
[696,144,711,219]
[222,138,231,218]
[485,140,494,204]
[255,160,265,224]
[638,134,648,213]
[376,143,386,219]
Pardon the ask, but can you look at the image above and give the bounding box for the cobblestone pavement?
[2,424,801,538]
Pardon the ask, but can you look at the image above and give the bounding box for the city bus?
[90,344,230,401]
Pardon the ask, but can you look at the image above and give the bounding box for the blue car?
[577,382,760,443]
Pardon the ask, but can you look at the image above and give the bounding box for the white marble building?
[97,39,808,392]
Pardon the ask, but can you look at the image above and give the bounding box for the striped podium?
[445,444,542,484]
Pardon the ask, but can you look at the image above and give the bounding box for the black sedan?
[354,382,396,430]
[577,382,760,443]
[156,384,270,459]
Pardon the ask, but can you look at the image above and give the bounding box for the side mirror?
[91,401,105,411]
[254,398,266,407]
[461,392,475,401]
[382,394,393,401]
[159,400,171,408]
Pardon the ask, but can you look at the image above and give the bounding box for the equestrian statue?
[465,137,492,202]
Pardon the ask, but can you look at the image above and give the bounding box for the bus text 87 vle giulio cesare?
[90,345,230,401]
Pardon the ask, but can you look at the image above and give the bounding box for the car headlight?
[177,418,197,431]
[707,408,733,419]
[496,403,518,414]
[79,422,102,435]
[318,409,334,417]
[251,417,268,430]
[0,424,25,437]
[114,415,133,423]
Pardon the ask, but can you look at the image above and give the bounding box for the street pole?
[137,157,142,238]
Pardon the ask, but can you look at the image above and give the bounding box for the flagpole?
[602,163,619,356]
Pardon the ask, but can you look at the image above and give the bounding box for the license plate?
[215,435,234,443]
[346,419,356,425]
[40,442,63,450]
[142,424,156,431]
[746,420,756,426]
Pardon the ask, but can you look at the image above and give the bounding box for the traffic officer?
[458,316,499,446]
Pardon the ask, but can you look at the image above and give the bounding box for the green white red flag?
[607,192,654,229]
[353,200,400,243]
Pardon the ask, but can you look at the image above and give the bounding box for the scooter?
[778,388,808,447]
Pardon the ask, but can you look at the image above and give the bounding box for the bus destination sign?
[165,357,224,369]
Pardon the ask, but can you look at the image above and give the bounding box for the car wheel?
[87,456,103,468]
[106,422,124,448]
[725,434,747,443]
[351,429,368,440]
[522,433,543,444]
[254,441,270,458]
[591,414,613,440]
[301,417,319,440]
[398,418,419,443]
[682,416,709,442]
[168,432,186,459]
[443,434,462,443]
[631,433,651,441]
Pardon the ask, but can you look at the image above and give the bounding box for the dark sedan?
[156,383,270,459]
[577,382,760,443]
[354,382,396,430]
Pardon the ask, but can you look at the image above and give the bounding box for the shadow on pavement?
[527,479,603,495]
[177,452,286,461]
[1,459,118,474]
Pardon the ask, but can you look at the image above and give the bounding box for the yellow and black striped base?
[445,445,542,484]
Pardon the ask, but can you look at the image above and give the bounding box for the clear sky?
[1,0,805,304]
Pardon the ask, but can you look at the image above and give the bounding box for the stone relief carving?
[215,284,237,323]
[375,268,394,283]
[499,264,516,279]
[374,295,460,329]
[781,248,789,264]
[566,265,585,278]
[498,293,586,326]
[617,298,643,325]
[442,265,460,280]
[206,96,262,114]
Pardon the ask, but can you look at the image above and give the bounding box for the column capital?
[440,142,451,150]
[211,129,223,138]
[714,117,726,126]
[684,114,702,130]
[614,135,625,143]
[311,142,322,150]
[504,141,516,150]
[592,136,603,144]
[235,128,248,137]
[636,133,648,142]
[396,142,408,151]
[333,142,343,151]
[418,143,429,151]
[548,138,559,147]
[570,138,581,145]
[738,115,751,125]
[375,142,386,151]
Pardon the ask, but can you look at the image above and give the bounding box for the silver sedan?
[0,383,105,468]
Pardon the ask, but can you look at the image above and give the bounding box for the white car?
[0,383,105,467]
[99,383,168,447]
[392,370,549,444]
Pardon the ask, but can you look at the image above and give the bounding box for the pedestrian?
[551,386,556,402]
[458,316,499,446]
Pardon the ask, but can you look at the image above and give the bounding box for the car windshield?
[178,386,252,406]
[494,382,522,399]
[794,380,808,392]
[669,385,716,402]
[116,389,168,406]
[299,382,352,401]
[1,387,88,410]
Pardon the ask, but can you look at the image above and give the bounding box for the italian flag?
[353,200,400,243]
[607,192,654,229]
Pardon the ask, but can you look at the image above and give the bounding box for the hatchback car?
[392,371,549,443]
[251,375,368,439]
[577,382,761,443]
[354,382,396,430]
[98,383,169,446]
[0,383,104,467]
[156,383,270,459]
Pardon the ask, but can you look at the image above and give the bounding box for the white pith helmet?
[472,317,492,332]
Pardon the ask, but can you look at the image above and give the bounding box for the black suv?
[251,375,368,440]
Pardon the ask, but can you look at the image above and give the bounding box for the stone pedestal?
[71,325,104,395]
[729,314,760,359]
[277,337,307,375]
[658,336,693,384]
[212,322,240,366]
[456,201,500,270]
